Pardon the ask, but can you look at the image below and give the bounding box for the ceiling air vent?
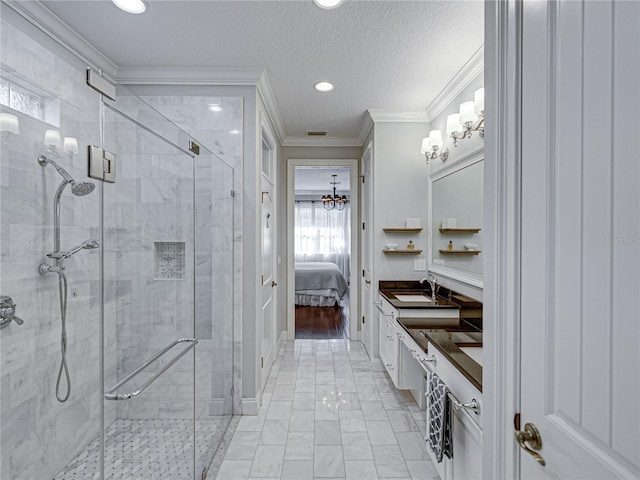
[306,130,328,137]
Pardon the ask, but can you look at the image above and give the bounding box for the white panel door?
[519,1,640,478]
[260,175,276,390]
[360,144,375,357]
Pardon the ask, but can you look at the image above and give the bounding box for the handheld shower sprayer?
[37,154,100,402]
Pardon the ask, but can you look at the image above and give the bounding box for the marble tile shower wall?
[103,110,197,421]
[141,95,241,414]
[0,15,114,480]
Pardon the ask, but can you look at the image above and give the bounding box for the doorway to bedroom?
[286,160,359,341]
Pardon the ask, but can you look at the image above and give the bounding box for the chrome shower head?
[70,181,95,196]
[38,155,95,196]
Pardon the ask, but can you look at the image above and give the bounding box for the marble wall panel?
[0,15,108,480]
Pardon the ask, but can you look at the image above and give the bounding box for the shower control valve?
[0,296,24,329]
[38,263,65,275]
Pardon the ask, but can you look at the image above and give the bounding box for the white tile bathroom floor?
[215,339,441,480]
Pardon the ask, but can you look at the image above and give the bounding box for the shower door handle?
[105,338,198,400]
[0,296,24,328]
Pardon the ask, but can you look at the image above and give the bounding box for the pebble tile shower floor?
[216,339,441,480]
[53,417,229,479]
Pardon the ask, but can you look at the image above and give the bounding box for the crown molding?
[358,113,374,144]
[426,45,484,120]
[366,109,430,123]
[3,0,118,79]
[256,72,287,145]
[116,66,264,85]
[282,136,363,148]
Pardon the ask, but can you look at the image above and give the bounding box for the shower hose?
[56,270,71,402]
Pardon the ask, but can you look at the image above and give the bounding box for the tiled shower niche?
[154,241,186,279]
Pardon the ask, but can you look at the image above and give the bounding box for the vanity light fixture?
[321,174,348,211]
[314,81,334,93]
[112,0,147,14]
[0,113,20,135]
[446,87,485,147]
[43,129,61,154]
[63,137,79,156]
[421,129,448,164]
[314,0,343,9]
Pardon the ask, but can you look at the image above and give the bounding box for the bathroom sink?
[393,294,434,303]
[458,345,483,366]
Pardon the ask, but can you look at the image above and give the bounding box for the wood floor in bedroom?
[295,302,350,340]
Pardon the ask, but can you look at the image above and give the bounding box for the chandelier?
[321,174,348,211]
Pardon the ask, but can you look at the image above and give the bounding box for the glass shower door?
[101,98,197,479]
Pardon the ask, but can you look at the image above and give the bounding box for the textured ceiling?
[295,166,350,193]
[40,0,484,142]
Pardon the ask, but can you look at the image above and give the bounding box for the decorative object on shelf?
[321,174,348,211]
[421,129,449,164]
[448,240,453,251]
[406,217,421,228]
[464,244,479,250]
[383,228,423,233]
[446,88,485,147]
[385,243,398,251]
[441,218,457,229]
[407,240,415,250]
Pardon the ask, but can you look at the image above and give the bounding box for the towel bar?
[105,338,198,401]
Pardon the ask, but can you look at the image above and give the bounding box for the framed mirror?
[427,149,484,288]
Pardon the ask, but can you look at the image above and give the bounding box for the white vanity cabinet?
[376,297,425,390]
[400,330,483,480]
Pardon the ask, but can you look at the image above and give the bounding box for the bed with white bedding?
[294,262,348,307]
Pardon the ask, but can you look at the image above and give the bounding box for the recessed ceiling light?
[314,0,343,9]
[112,0,147,14]
[208,103,223,112]
[314,81,334,93]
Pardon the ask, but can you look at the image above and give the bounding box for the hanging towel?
[427,372,453,462]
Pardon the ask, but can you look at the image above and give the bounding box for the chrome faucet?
[420,274,438,301]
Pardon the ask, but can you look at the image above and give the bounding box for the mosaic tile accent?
[154,241,186,280]
[53,417,231,480]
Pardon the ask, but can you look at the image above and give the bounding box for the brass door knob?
[271,281,277,287]
[515,422,546,466]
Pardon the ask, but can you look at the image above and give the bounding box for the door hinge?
[189,140,200,155]
[88,146,116,183]
[261,275,264,285]
[230,189,235,197]
[362,222,365,230]
[362,269,365,277]
[86,68,116,100]
[362,315,365,324]
[361,175,365,184]
[261,357,264,368]
[514,412,521,431]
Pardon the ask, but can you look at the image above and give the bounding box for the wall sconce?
[43,129,61,154]
[421,129,448,164]
[63,137,79,157]
[446,88,484,147]
[0,113,20,145]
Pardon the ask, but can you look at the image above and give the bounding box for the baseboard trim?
[241,397,258,416]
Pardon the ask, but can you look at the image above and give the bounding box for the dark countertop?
[379,280,483,391]
[397,319,483,392]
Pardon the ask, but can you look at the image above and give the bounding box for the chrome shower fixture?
[45,239,100,263]
[38,155,95,196]
[37,154,99,402]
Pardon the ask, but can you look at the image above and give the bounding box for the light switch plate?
[414,259,426,271]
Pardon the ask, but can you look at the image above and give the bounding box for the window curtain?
[294,201,351,280]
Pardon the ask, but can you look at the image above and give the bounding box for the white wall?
[370,121,431,286]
